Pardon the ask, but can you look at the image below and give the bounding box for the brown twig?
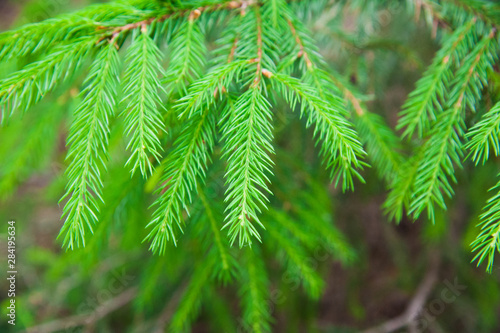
[344,88,365,116]
[228,37,239,63]
[361,255,440,333]
[287,19,313,69]
[328,73,365,116]
[213,36,239,98]
[251,9,263,87]
[100,0,256,44]
[25,288,137,333]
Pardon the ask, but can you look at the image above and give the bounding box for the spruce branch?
[164,18,207,96]
[250,8,264,87]
[0,37,97,121]
[0,2,142,62]
[271,72,366,190]
[287,19,313,69]
[121,29,167,177]
[266,210,318,249]
[466,100,500,165]
[293,180,356,262]
[176,60,247,118]
[59,42,121,250]
[445,0,500,27]
[0,17,98,62]
[219,8,279,248]
[383,153,423,223]
[279,17,368,189]
[354,112,404,182]
[271,171,355,263]
[267,0,286,28]
[409,29,498,221]
[472,176,500,273]
[101,0,257,41]
[397,19,477,139]
[221,88,275,247]
[146,109,216,254]
[330,73,403,181]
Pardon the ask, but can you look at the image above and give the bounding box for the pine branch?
[383,153,423,223]
[271,72,366,190]
[221,88,274,247]
[397,19,476,138]
[0,17,98,62]
[176,60,247,118]
[59,42,121,250]
[121,28,166,177]
[445,0,500,27]
[164,17,207,96]
[146,109,216,254]
[472,176,500,273]
[354,112,404,181]
[330,73,403,181]
[0,37,97,120]
[466,100,500,165]
[0,2,143,62]
[409,29,498,221]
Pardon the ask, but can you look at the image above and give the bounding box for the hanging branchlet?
[397,18,478,139]
[403,28,499,222]
[329,73,403,183]
[287,19,313,69]
[1,0,500,276]
[120,28,166,177]
[251,10,264,87]
[471,176,500,273]
[466,100,500,165]
[59,42,121,249]
[220,7,276,247]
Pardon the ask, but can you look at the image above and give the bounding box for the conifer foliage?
[2,0,500,330]
[1,0,368,253]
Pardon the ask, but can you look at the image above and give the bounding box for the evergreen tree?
[1,0,500,331]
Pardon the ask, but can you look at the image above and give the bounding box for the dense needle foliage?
[1,0,500,331]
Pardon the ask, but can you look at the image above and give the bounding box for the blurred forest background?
[0,0,500,332]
